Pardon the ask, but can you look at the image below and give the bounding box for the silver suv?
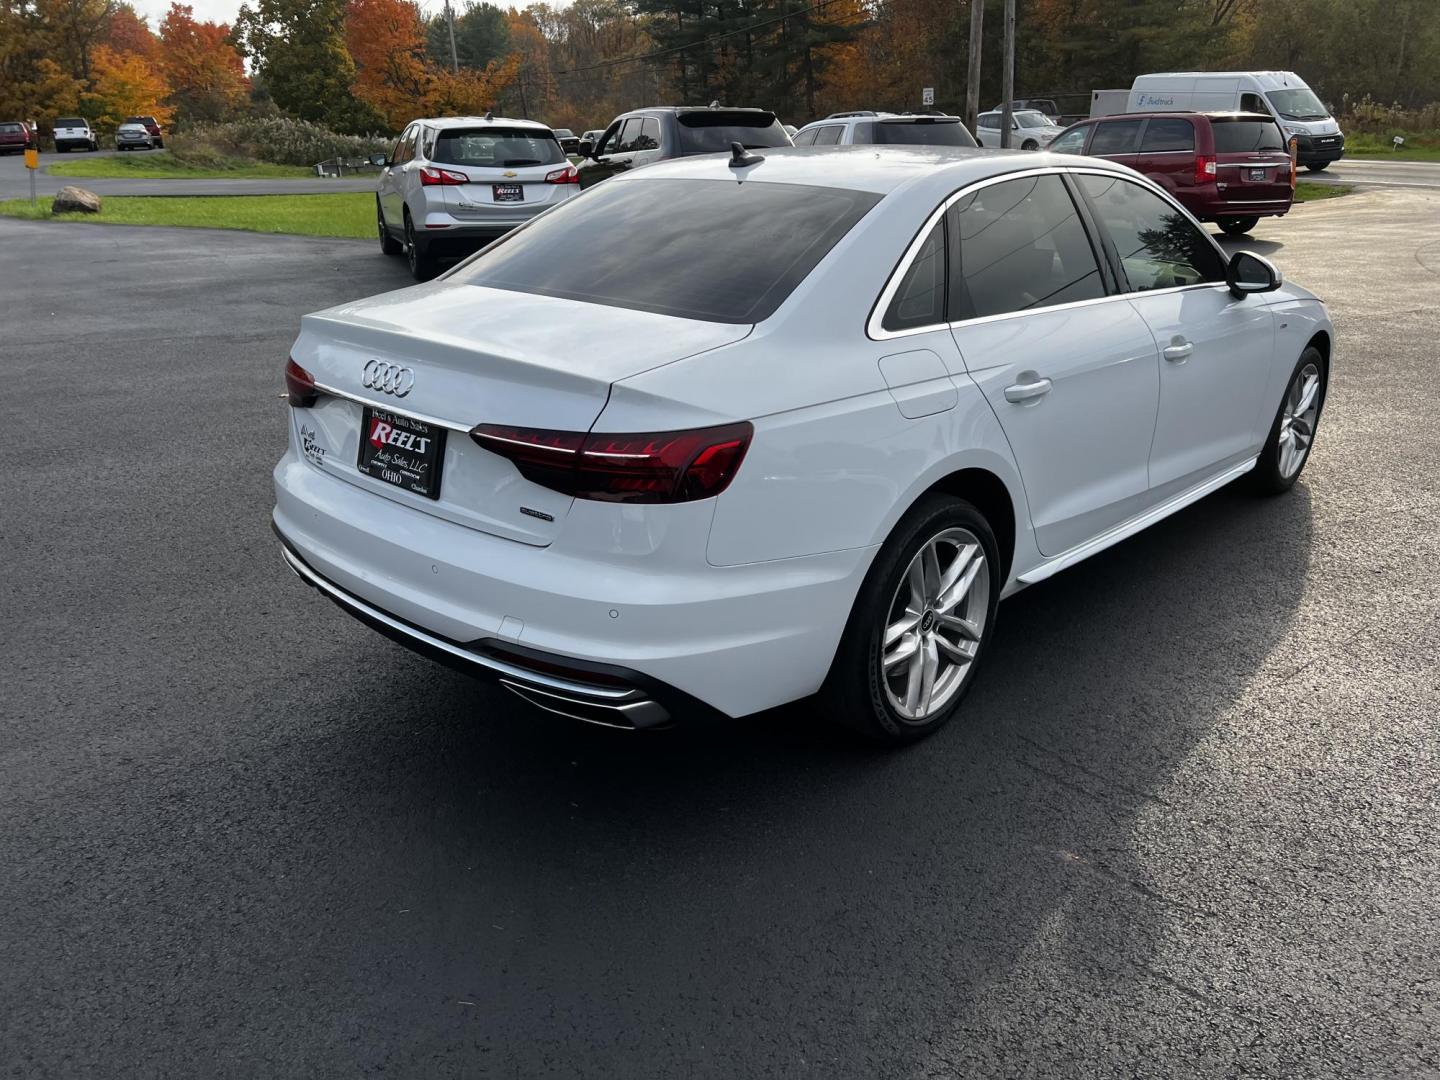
[791,111,978,149]
[376,115,579,280]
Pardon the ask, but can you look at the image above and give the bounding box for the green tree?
[233,0,383,131]
[426,0,510,71]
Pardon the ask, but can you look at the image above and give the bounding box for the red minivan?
[1050,112,1295,235]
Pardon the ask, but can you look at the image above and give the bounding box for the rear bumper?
[272,448,873,718]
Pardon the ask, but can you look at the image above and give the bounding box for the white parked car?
[375,114,579,281]
[275,146,1332,745]
[975,109,1065,149]
[792,111,978,148]
[52,116,97,153]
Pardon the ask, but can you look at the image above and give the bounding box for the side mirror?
[1227,250,1282,297]
[577,138,594,159]
[370,153,388,168]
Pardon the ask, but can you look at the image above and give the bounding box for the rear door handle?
[1163,340,1194,363]
[1004,376,1052,403]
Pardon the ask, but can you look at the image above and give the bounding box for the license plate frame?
[1246,167,1267,182]
[357,406,446,500]
[492,183,524,203]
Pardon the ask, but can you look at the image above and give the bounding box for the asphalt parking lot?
[2,189,1438,1078]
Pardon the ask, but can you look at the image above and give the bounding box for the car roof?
[796,112,963,131]
[608,144,1137,197]
[420,116,553,131]
[619,106,776,117]
[1080,111,1276,123]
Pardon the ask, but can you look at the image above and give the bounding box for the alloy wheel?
[1277,361,1321,478]
[880,527,991,723]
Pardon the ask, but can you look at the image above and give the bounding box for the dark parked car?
[125,115,164,148]
[551,127,579,155]
[576,106,792,188]
[0,120,33,154]
[1050,111,1294,235]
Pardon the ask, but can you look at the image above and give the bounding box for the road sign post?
[24,146,38,205]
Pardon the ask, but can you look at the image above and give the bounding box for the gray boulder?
[52,186,101,214]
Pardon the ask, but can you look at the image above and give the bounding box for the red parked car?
[1050,111,1295,235]
[0,120,34,154]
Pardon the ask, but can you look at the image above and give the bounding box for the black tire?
[404,212,437,281]
[1250,345,1327,494]
[1217,215,1259,236]
[377,198,403,256]
[1021,139,1039,151]
[1305,162,1327,173]
[819,495,1001,746]
[155,139,164,149]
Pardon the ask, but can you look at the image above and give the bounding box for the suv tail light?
[419,166,468,186]
[545,164,579,184]
[1195,154,1217,183]
[471,422,753,503]
[285,358,318,407]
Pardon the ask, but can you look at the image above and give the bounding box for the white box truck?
[1128,71,1344,171]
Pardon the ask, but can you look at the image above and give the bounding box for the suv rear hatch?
[425,126,573,219]
[1211,115,1293,209]
[290,283,750,546]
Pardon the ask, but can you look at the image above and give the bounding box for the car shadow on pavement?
[1215,233,1286,257]
[249,478,1315,1075]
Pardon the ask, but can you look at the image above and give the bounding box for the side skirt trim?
[1016,456,1258,585]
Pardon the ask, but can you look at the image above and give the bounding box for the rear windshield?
[553,129,574,138]
[857,119,977,147]
[453,178,881,323]
[676,112,791,154]
[1212,119,1285,153]
[56,118,83,128]
[0,123,22,133]
[431,127,564,168]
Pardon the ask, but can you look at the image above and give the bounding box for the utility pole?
[964,0,983,138]
[999,0,1015,148]
[444,0,459,73]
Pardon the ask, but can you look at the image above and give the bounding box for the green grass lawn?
[0,193,373,238]
[1341,133,1440,161]
[1294,181,1352,202]
[47,151,313,180]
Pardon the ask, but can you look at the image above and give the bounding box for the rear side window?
[1211,119,1285,153]
[949,175,1105,320]
[883,218,947,331]
[792,128,819,146]
[1090,120,1141,155]
[676,112,791,153]
[432,127,564,167]
[1141,118,1194,152]
[859,120,977,148]
[455,178,881,324]
[812,126,842,146]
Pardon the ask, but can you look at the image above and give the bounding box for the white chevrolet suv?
[276,145,1331,745]
[376,114,579,281]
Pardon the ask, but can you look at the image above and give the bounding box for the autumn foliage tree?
[83,43,174,127]
[158,3,249,123]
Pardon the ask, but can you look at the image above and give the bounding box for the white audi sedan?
[274,145,1331,745]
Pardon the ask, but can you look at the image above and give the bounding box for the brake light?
[1195,154,1217,183]
[545,164,579,184]
[419,166,467,186]
[285,358,317,408]
[471,422,753,503]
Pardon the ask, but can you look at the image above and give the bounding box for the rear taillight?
[285,358,317,407]
[1288,136,1298,188]
[545,164,579,184]
[471,422,753,503]
[1195,154,1217,183]
[419,166,467,186]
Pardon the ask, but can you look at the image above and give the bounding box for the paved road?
[1312,156,1440,189]
[0,147,375,199]
[2,190,1438,1078]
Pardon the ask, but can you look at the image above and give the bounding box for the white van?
[1128,71,1344,171]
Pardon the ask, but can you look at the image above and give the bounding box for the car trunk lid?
[290,283,750,546]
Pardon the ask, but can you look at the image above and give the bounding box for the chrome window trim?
[866,165,1231,342]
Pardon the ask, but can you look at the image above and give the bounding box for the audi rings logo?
[362,359,415,398]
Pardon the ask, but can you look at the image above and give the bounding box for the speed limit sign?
[922,87,935,107]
